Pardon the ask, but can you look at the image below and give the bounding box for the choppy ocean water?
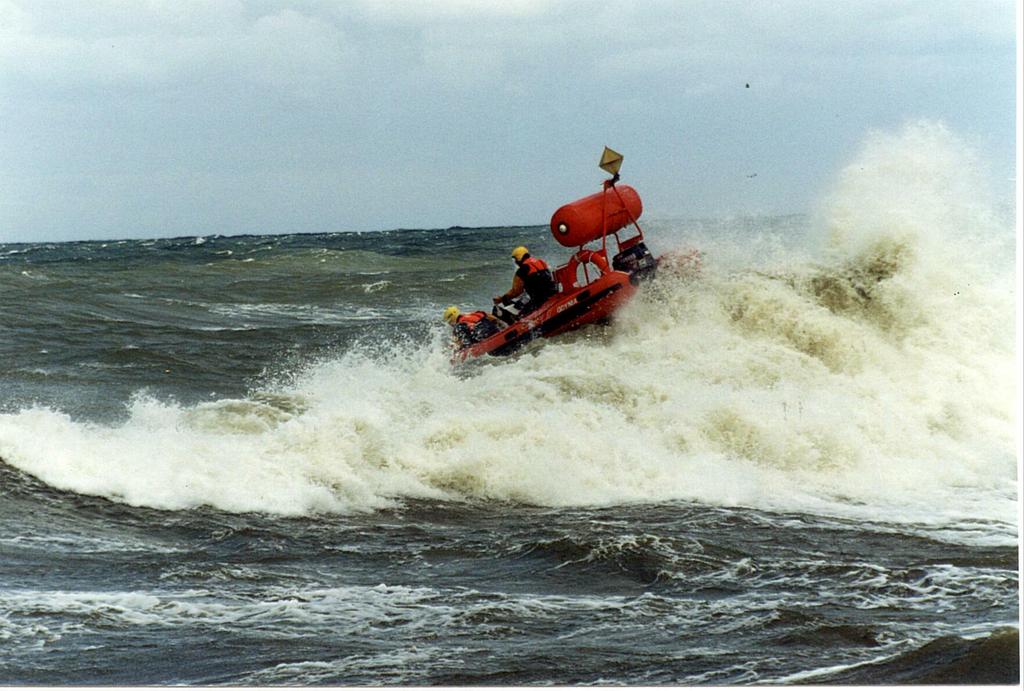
[0,127,1020,685]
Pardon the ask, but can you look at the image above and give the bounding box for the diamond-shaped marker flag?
[599,146,623,176]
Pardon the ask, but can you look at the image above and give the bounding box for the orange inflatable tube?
[549,185,643,248]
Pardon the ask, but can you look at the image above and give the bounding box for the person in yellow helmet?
[492,245,556,321]
[443,305,501,347]
[442,306,461,324]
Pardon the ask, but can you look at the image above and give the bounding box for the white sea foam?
[0,533,183,554]
[362,280,391,293]
[0,123,1017,541]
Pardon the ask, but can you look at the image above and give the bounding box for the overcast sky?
[0,0,1017,242]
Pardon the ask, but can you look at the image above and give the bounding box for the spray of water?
[0,122,1016,541]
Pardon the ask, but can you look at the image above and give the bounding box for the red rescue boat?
[453,149,659,361]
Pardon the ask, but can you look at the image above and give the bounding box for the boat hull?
[455,270,637,361]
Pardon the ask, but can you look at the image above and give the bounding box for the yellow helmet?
[511,246,529,262]
[442,305,460,324]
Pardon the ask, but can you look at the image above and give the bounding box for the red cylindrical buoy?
[549,185,643,248]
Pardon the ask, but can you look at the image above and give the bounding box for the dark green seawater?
[0,217,1018,685]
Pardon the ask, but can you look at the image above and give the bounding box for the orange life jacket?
[453,310,499,346]
[516,256,556,302]
[519,256,549,275]
[456,311,488,326]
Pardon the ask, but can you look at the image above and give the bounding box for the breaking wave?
[0,122,1017,541]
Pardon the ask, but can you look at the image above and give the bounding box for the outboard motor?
[612,242,658,283]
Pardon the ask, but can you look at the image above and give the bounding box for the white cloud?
[351,0,550,23]
[0,2,350,90]
[0,0,1015,241]
[4,0,1010,95]
[240,10,351,89]
[0,0,31,33]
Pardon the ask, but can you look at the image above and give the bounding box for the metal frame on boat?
[453,148,658,361]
